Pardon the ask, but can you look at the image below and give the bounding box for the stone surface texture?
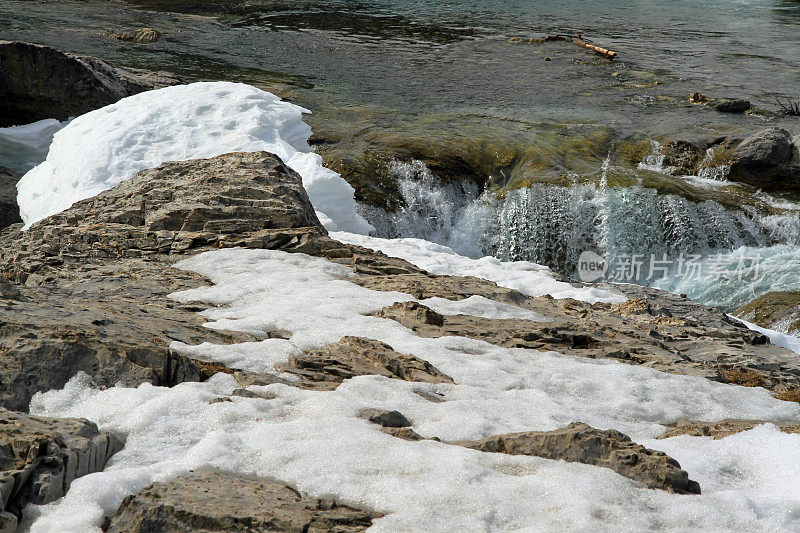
[0,409,122,526]
[102,471,377,533]
[0,40,181,126]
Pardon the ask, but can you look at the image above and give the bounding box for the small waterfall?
[356,157,800,312]
[359,159,480,243]
[477,183,800,271]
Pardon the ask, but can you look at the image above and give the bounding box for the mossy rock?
[735,291,800,334]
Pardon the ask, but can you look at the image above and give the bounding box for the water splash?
[359,159,480,243]
[360,158,800,312]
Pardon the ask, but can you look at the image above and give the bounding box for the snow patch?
[27,247,800,532]
[15,82,372,234]
[332,231,627,304]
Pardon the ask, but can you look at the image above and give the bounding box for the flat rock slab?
[279,336,454,389]
[456,422,700,494]
[658,418,800,439]
[0,409,123,526]
[103,471,378,533]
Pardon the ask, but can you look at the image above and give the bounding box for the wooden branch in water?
[525,34,618,59]
[570,37,617,58]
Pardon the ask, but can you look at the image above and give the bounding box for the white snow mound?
[15,81,372,234]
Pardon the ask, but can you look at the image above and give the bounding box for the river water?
[2,0,800,312]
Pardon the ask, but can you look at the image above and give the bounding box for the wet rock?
[0,167,21,230]
[373,288,800,395]
[0,41,181,127]
[278,336,454,390]
[660,140,708,175]
[110,28,161,44]
[658,418,800,439]
[103,471,378,532]
[729,127,800,190]
[0,409,123,524]
[359,409,412,428]
[735,290,800,335]
[713,99,751,114]
[456,422,700,494]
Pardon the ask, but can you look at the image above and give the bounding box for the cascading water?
[366,156,800,312]
[358,159,480,243]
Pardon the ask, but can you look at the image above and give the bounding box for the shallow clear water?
[3,0,800,310]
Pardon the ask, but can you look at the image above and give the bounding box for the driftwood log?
[525,34,617,59]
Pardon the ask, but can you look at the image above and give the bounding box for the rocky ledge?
[0,41,181,127]
[2,149,800,527]
[0,409,122,530]
[103,471,378,533]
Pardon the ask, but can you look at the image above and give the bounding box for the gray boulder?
[712,99,751,113]
[0,167,21,230]
[103,471,377,532]
[0,409,123,526]
[729,127,800,189]
[0,41,182,127]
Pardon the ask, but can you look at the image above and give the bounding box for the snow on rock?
[332,231,627,304]
[15,82,372,234]
[26,248,800,532]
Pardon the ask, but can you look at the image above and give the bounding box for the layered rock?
[456,423,700,494]
[0,167,21,230]
[103,471,378,532]
[0,409,123,527]
[658,418,800,440]
[372,415,700,495]
[735,291,800,335]
[372,289,800,396]
[278,336,454,390]
[0,152,327,410]
[0,41,181,127]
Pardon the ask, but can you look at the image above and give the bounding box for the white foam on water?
[15,82,372,234]
[26,247,800,532]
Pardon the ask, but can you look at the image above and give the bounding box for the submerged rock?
[735,291,800,335]
[729,127,800,190]
[456,422,701,494]
[0,166,21,229]
[103,471,378,532]
[0,409,123,526]
[0,41,181,127]
[712,99,751,114]
[109,28,162,44]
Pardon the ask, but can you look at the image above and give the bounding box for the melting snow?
[26,247,800,532]
[332,231,627,304]
[15,82,372,234]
